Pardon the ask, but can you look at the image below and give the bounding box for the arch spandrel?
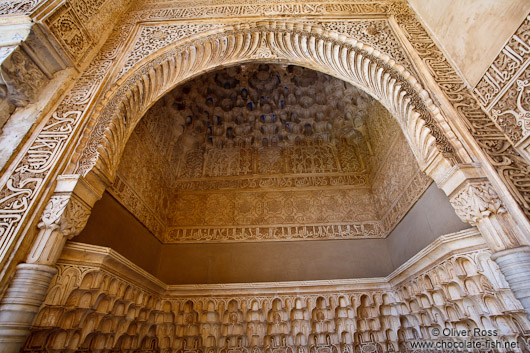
[71,21,469,186]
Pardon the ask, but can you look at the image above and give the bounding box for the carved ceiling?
[110,64,431,242]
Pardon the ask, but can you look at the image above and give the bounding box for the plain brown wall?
[75,192,163,276]
[157,239,393,284]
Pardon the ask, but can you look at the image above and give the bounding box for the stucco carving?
[473,13,530,159]
[41,0,131,65]
[0,47,48,107]
[0,1,475,273]
[0,0,527,303]
[474,14,530,110]
[39,195,91,239]
[118,23,223,78]
[492,66,530,143]
[450,182,507,226]
[45,4,93,63]
[0,0,134,268]
[0,0,40,15]
[390,2,530,217]
[106,64,432,242]
[318,20,411,73]
[76,20,459,181]
[21,231,530,352]
[134,1,388,20]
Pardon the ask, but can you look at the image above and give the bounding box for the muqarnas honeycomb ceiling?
[110,64,432,243]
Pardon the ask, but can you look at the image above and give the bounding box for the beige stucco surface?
[408,0,530,87]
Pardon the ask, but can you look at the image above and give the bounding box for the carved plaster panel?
[118,23,223,78]
[42,0,131,64]
[110,64,431,242]
[491,62,530,143]
[474,15,530,111]
[1,0,528,293]
[318,20,412,73]
[44,3,93,63]
[0,0,40,15]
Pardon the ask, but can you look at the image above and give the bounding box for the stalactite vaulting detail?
[74,22,461,185]
[107,64,432,243]
[21,231,530,352]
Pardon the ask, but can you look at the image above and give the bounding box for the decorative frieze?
[474,15,530,110]
[166,223,385,243]
[134,1,388,21]
[172,174,370,192]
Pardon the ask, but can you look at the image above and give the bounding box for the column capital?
[450,181,506,226]
[27,174,103,264]
[38,175,101,239]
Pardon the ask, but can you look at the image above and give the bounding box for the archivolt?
[73,21,468,183]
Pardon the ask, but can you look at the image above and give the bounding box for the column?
[0,174,104,353]
[438,165,530,318]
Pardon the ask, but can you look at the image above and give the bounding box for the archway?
[70,21,469,186]
[1,18,529,353]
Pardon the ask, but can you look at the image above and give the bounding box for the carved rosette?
[450,182,506,225]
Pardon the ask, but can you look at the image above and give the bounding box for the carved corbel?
[450,182,506,226]
[26,174,103,265]
[447,178,524,252]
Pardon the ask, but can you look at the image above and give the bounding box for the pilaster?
[436,164,530,318]
[0,174,104,353]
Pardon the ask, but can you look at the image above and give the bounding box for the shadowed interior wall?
[385,184,470,269]
[74,185,470,284]
[74,193,163,275]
